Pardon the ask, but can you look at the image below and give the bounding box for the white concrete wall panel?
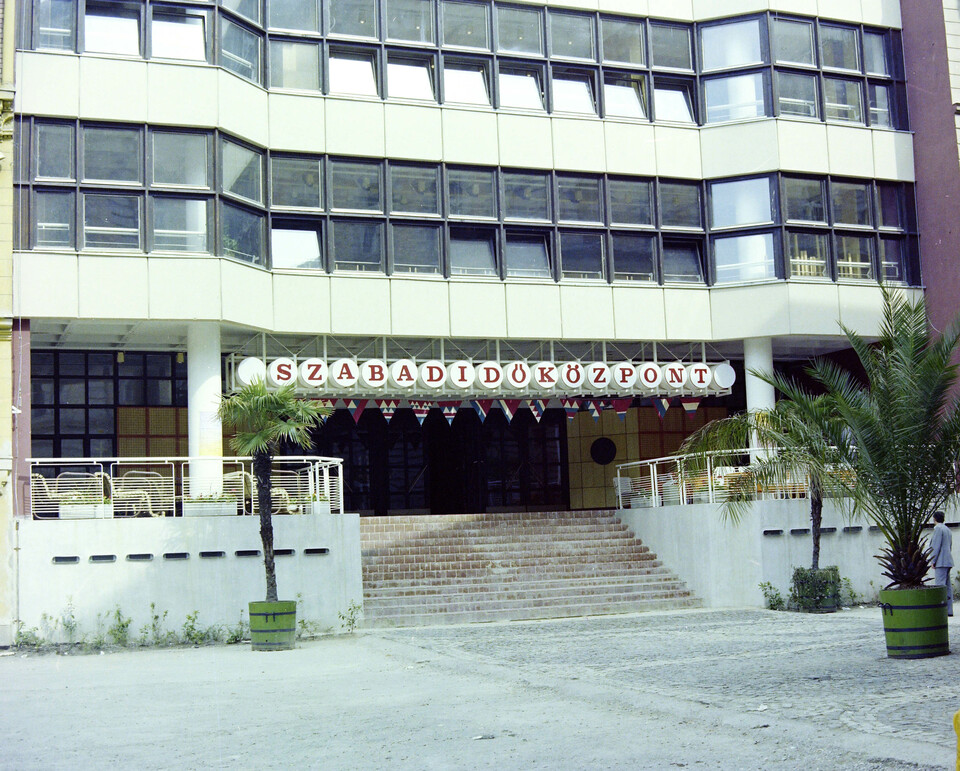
[13,253,79,317]
[769,0,819,16]
[836,283,889,335]
[390,278,451,336]
[79,58,148,122]
[385,104,443,160]
[776,120,829,174]
[611,286,668,339]
[552,118,606,172]
[441,109,499,164]
[271,273,332,334]
[329,275,392,335]
[498,114,554,169]
[872,130,916,181]
[860,0,902,27]
[709,284,791,339]
[324,99,386,157]
[217,70,269,147]
[504,283,563,338]
[692,0,770,22]
[699,120,779,179]
[220,260,274,329]
[596,0,648,14]
[268,93,326,152]
[559,285,616,338]
[818,0,862,23]
[78,256,149,318]
[653,126,702,178]
[448,281,507,337]
[547,0,598,11]
[826,124,876,178]
[786,282,843,336]
[16,52,80,117]
[646,0,694,21]
[663,288,712,340]
[604,122,657,176]
[147,63,219,127]
[149,258,222,320]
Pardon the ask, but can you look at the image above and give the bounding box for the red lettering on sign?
[692,367,708,385]
[617,367,634,385]
[591,366,608,385]
[396,365,414,383]
[642,367,659,384]
[426,365,444,383]
[276,363,292,381]
[537,366,556,385]
[307,363,324,380]
[565,364,582,384]
[338,362,355,381]
[509,363,528,386]
[482,366,501,384]
[456,365,469,381]
[666,366,684,384]
[366,363,385,383]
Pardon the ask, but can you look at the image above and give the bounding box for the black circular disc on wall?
[589,437,617,466]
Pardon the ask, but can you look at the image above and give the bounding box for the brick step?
[363,562,666,583]
[360,510,617,526]
[361,525,637,547]
[362,543,651,562]
[361,520,625,538]
[363,565,675,591]
[364,576,688,601]
[363,550,659,571]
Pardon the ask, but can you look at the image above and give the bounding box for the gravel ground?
[1,607,957,770]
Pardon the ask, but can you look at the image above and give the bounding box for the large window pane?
[653,80,695,123]
[868,83,893,128]
[549,12,594,60]
[220,17,261,82]
[701,19,762,72]
[704,72,766,123]
[329,52,378,96]
[650,24,691,70]
[448,168,496,218]
[503,172,549,220]
[222,140,263,203]
[271,227,322,269]
[713,233,776,283]
[331,160,382,211]
[710,177,773,229]
[35,191,75,248]
[773,18,814,65]
[443,61,490,105]
[612,233,655,281]
[821,25,860,71]
[782,177,825,223]
[823,78,862,123]
[388,0,434,43]
[270,0,318,31]
[392,224,441,274]
[879,237,904,282]
[152,198,208,252]
[557,176,601,222]
[877,183,902,229]
[552,72,595,114]
[864,31,890,76]
[560,232,604,279]
[36,123,74,179]
[328,0,378,37]
[786,231,829,278]
[36,0,76,50]
[270,40,320,90]
[777,71,818,118]
[603,73,646,119]
[662,240,702,282]
[835,234,874,280]
[85,6,140,56]
[83,127,141,183]
[450,227,497,275]
[505,233,551,278]
[831,182,871,226]
[332,219,384,269]
[222,203,265,265]
[272,157,322,208]
[222,0,260,26]
[497,6,542,55]
[83,194,141,249]
[660,182,701,228]
[602,18,643,65]
[499,68,544,110]
[152,11,207,61]
[442,1,489,49]
[153,132,209,187]
[609,179,651,225]
[387,57,436,101]
[391,165,439,214]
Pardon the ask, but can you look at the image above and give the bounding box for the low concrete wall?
[15,513,362,640]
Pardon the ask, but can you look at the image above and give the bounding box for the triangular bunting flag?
[438,401,461,425]
[314,398,337,412]
[611,398,632,421]
[345,398,367,424]
[654,397,672,420]
[498,399,522,422]
[560,399,581,421]
[375,399,400,423]
[471,399,493,422]
[408,400,433,425]
[680,396,701,417]
[527,399,548,423]
[584,400,601,422]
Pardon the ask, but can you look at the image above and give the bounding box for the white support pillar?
[187,323,223,496]
[743,337,775,459]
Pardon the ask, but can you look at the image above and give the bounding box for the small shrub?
[15,625,43,650]
[840,576,862,607]
[790,566,841,612]
[181,610,205,645]
[338,600,363,633]
[226,613,248,644]
[758,582,785,611]
[108,607,132,647]
[84,613,108,651]
[60,601,79,646]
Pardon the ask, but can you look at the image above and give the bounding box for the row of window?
[26,2,905,128]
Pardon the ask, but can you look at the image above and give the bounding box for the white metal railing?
[28,456,345,520]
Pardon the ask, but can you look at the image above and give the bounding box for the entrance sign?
[612,362,638,390]
[390,359,417,388]
[477,361,504,390]
[267,357,297,387]
[586,363,611,390]
[661,362,688,391]
[330,358,359,388]
[298,358,327,388]
[559,362,584,389]
[418,360,447,389]
[448,360,476,389]
[359,359,387,388]
[505,361,531,389]
[533,362,558,389]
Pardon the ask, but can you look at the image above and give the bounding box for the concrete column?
[187,323,223,496]
[743,337,775,458]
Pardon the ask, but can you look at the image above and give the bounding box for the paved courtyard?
[2,607,958,770]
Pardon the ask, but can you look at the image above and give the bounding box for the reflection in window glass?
[83,194,140,250]
[552,73,595,114]
[331,161,381,211]
[85,7,140,56]
[714,233,776,283]
[270,40,320,90]
[271,228,322,269]
[603,74,645,119]
[786,231,829,278]
[448,168,496,217]
[392,224,441,273]
[557,176,601,223]
[443,62,490,105]
[821,25,859,71]
[36,124,74,179]
[450,227,497,275]
[612,233,655,281]
[442,0,490,49]
[499,68,543,110]
[832,182,871,226]
[152,198,208,252]
[602,18,643,65]
[222,0,260,25]
[35,191,74,247]
[387,0,434,43]
[823,78,862,123]
[782,178,825,222]
[879,237,904,282]
[549,12,594,60]
[660,183,701,228]
[560,232,603,279]
[864,32,889,76]
[221,203,264,264]
[835,234,874,279]
[270,0,318,31]
[710,177,772,229]
[773,18,814,66]
[36,0,76,50]
[328,0,377,37]
[152,12,206,61]
[329,53,378,95]
[220,17,261,81]
[387,57,435,100]
[650,24,691,70]
[869,83,892,127]
[503,172,550,220]
[222,140,263,203]
[704,72,766,123]
[83,127,141,183]
[877,184,902,228]
[332,220,383,270]
[154,132,208,187]
[701,19,762,72]
[777,71,818,118]
[272,157,322,208]
[653,81,695,123]
[505,233,551,278]
[662,240,702,282]
[498,6,542,55]
[609,179,651,225]
[391,165,439,214]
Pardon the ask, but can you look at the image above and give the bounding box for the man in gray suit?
[930,510,954,617]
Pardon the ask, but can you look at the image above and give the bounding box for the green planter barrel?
[879,587,949,659]
[249,600,297,651]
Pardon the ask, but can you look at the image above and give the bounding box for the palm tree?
[218,381,330,602]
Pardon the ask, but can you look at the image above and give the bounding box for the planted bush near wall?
[790,566,841,612]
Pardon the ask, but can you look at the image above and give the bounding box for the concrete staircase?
[360,509,700,628]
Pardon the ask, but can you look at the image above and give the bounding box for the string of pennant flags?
[331,395,702,425]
